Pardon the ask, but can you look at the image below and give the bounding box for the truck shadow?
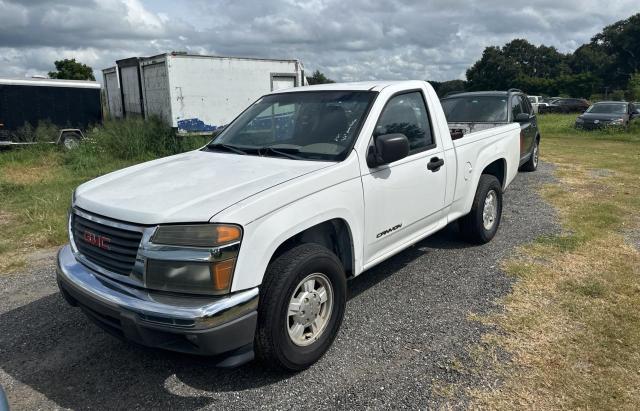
[0,223,475,410]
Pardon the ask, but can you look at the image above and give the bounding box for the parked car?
[57,80,521,371]
[0,77,102,149]
[441,89,540,171]
[527,95,546,114]
[575,101,639,130]
[540,98,590,114]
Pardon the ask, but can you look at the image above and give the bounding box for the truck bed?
[448,121,507,135]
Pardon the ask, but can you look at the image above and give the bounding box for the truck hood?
[75,150,333,224]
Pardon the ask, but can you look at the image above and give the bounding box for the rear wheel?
[520,138,539,172]
[255,243,346,371]
[459,174,503,244]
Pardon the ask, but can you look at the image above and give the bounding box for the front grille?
[72,212,143,276]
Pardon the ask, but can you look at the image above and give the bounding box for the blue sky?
[0,0,638,82]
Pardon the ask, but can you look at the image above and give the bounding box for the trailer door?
[104,70,123,118]
[271,74,297,91]
[120,65,143,117]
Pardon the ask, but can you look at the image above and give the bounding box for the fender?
[228,177,364,291]
[447,123,520,222]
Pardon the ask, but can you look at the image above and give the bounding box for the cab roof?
[273,80,429,93]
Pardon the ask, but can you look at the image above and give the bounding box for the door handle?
[427,157,444,172]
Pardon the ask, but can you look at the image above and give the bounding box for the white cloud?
[0,0,637,82]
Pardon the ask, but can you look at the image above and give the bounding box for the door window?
[521,96,533,115]
[374,92,433,153]
[511,96,524,119]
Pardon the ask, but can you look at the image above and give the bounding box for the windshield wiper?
[260,146,304,160]
[206,143,248,155]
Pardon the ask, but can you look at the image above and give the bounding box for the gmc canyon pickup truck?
[57,81,520,370]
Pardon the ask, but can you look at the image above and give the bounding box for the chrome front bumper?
[56,244,259,359]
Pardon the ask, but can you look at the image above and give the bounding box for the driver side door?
[360,90,447,267]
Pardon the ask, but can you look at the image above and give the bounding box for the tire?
[520,137,539,172]
[60,133,81,150]
[459,174,503,244]
[255,243,347,371]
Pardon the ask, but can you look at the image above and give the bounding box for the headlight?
[147,224,242,295]
[610,118,624,125]
[152,224,241,247]
[575,117,584,123]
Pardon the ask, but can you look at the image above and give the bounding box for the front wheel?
[255,243,347,371]
[459,174,503,244]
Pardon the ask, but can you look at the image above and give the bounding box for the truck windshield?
[441,96,508,122]
[207,91,377,161]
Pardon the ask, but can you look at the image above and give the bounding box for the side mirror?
[367,133,409,168]
[515,112,530,122]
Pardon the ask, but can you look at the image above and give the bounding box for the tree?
[570,44,608,77]
[430,79,467,97]
[466,46,519,90]
[48,59,95,81]
[467,39,570,92]
[307,70,334,85]
[591,13,640,89]
[628,72,640,100]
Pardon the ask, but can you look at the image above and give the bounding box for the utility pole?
[604,86,610,100]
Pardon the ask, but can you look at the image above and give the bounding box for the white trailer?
[103,53,307,134]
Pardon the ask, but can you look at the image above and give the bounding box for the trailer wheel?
[459,174,503,244]
[255,243,346,371]
[60,132,81,150]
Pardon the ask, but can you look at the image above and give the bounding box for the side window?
[511,96,523,119]
[374,92,433,153]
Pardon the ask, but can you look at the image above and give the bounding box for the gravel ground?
[0,162,558,410]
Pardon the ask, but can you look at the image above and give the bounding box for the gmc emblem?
[83,230,111,250]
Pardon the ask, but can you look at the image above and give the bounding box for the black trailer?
[0,77,102,149]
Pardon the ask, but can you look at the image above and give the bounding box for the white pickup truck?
[57,80,520,370]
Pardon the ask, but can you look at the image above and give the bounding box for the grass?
[459,114,640,409]
[1,113,639,407]
[0,118,209,272]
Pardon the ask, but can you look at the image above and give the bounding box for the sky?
[0,0,638,83]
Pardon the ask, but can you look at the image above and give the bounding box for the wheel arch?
[481,158,507,190]
[269,218,355,278]
[56,128,85,145]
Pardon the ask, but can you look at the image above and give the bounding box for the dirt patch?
[0,211,15,226]
[1,163,58,185]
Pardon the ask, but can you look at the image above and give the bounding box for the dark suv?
[441,89,540,171]
[540,98,590,114]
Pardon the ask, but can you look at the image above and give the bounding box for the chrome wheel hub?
[533,143,539,167]
[482,190,498,230]
[287,273,333,346]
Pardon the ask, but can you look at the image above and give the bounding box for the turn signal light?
[211,258,236,292]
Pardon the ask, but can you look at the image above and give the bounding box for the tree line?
[432,13,640,100]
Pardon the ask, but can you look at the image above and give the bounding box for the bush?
[14,120,59,143]
[64,117,210,172]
